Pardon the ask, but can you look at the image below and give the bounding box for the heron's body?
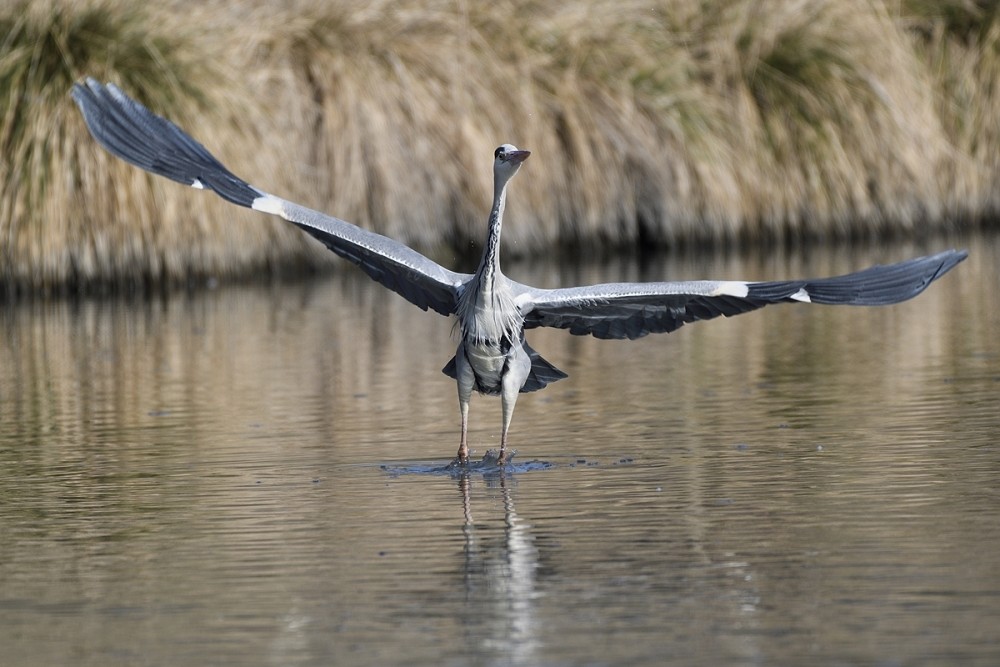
[72,79,967,465]
[448,149,563,460]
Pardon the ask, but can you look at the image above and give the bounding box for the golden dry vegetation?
[1,0,998,291]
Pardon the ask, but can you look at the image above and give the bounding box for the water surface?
[1,238,998,666]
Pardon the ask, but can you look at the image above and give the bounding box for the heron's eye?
[494,146,504,160]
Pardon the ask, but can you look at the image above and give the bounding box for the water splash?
[381,449,554,477]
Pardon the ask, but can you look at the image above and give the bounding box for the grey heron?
[71,78,966,465]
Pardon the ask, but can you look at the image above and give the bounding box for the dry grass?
[1,0,999,291]
[709,0,950,239]
[901,0,1000,221]
[0,0,317,293]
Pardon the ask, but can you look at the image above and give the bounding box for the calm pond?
[1,236,998,666]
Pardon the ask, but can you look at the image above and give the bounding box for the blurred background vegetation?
[1,0,998,293]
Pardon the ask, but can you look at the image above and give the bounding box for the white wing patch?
[790,287,811,302]
[251,194,287,217]
[711,281,750,298]
[191,178,205,189]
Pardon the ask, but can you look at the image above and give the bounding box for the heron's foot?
[484,448,516,467]
[455,443,470,465]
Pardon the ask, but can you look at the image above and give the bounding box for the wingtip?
[933,248,968,270]
[933,248,968,281]
[70,77,107,112]
[71,76,98,94]
[70,78,89,102]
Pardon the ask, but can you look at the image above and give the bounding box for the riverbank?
[2,0,997,291]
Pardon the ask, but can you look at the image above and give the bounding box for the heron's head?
[493,144,530,185]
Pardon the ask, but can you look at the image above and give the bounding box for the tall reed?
[1,0,998,292]
[0,0,317,293]
[903,0,1000,221]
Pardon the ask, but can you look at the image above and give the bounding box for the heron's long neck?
[476,179,508,288]
[456,176,520,343]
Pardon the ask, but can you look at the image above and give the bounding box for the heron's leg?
[457,399,470,463]
[498,375,521,466]
[455,346,475,464]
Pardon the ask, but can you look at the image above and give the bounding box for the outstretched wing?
[513,250,967,340]
[71,78,469,316]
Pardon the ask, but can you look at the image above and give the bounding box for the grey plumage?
[71,78,967,464]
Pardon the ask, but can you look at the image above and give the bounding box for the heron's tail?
[441,342,567,394]
[519,341,568,393]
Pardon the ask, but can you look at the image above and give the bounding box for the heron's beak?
[506,150,530,164]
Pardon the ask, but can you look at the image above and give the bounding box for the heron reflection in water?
[458,469,539,661]
[72,79,967,465]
